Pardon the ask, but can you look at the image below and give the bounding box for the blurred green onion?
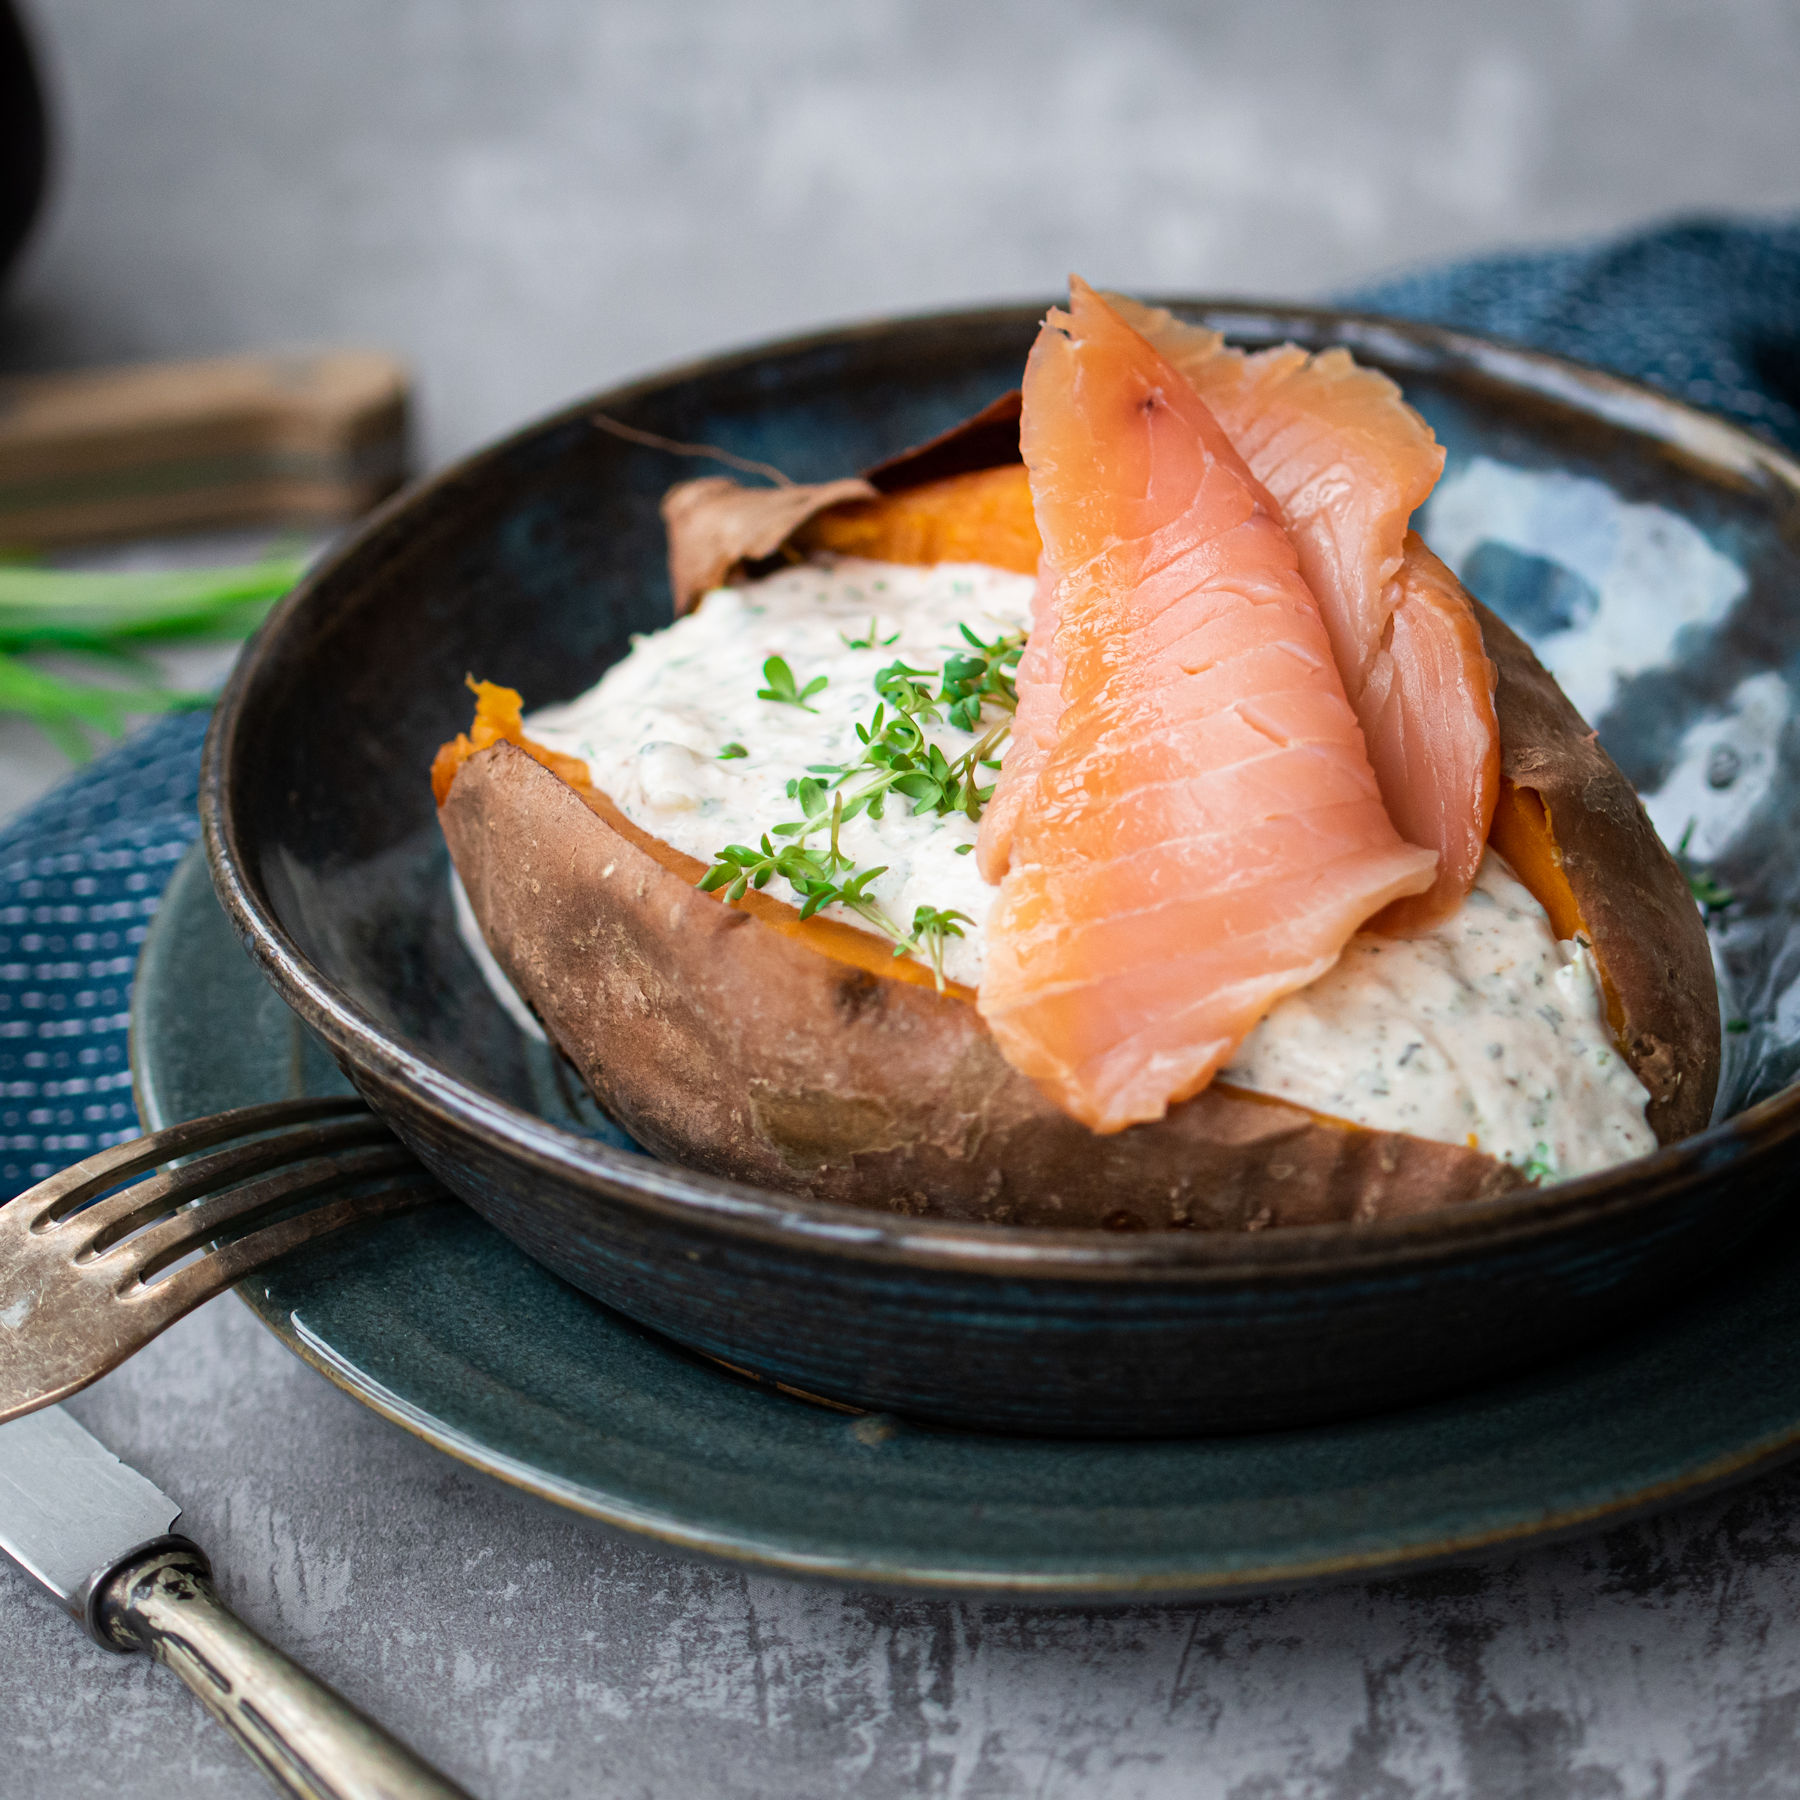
[0,552,306,759]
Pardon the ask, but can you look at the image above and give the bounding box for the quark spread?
[1220,855,1656,1178]
[523,557,1656,1181]
[529,559,1031,989]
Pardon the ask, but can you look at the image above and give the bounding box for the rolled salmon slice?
[1356,534,1500,929]
[1107,294,1499,932]
[977,281,1437,1133]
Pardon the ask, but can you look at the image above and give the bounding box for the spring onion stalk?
[0,553,306,758]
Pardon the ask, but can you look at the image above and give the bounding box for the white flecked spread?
[529,558,1029,989]
[1220,855,1656,1178]
[524,557,1656,1180]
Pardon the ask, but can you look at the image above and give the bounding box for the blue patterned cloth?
[1,215,1796,1200]
[0,709,206,1190]
[1347,215,1800,455]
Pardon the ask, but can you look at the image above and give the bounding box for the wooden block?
[0,349,410,545]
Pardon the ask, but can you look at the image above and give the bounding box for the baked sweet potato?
[436,576,1719,1229]
[437,382,1719,1229]
[442,735,1521,1228]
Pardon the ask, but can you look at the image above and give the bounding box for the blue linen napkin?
[0,710,206,1190]
[1347,215,1800,455]
[2,214,1796,1199]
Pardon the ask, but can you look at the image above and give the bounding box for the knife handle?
[93,1539,473,1800]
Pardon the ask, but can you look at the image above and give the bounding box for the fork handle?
[96,1540,473,1800]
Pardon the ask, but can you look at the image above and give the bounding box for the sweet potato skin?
[442,740,1524,1229]
[661,390,1028,612]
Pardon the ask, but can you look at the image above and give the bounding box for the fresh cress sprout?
[840,619,900,650]
[756,655,827,712]
[702,621,1022,987]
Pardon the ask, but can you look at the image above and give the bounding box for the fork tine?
[0,1161,445,1423]
[10,1096,370,1231]
[68,1115,393,1256]
[133,1174,443,1325]
[113,1141,420,1282]
[0,1096,448,1424]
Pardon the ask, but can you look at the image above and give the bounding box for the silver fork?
[0,1096,445,1423]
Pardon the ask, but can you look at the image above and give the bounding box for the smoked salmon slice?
[1106,294,1499,931]
[976,281,1437,1133]
[1356,532,1500,919]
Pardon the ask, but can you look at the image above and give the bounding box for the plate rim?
[235,1302,1800,1599]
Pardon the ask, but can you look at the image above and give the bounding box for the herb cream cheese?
[522,557,1656,1181]
[529,558,1029,988]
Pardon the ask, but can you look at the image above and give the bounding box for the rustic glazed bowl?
[201,301,1800,1437]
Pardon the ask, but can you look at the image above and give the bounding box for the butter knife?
[0,1405,472,1799]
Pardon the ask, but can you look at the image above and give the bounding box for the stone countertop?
[10,1294,1800,1799]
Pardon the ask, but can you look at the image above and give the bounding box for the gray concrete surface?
[6,3,1800,1796]
[18,1300,1800,1800]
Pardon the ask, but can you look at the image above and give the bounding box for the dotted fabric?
[1,216,1796,1203]
[0,710,206,1193]
[1346,215,1800,456]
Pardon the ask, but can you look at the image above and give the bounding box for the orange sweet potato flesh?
[431,680,593,806]
[1490,782,1584,954]
[794,464,1042,575]
[1488,778,1620,1041]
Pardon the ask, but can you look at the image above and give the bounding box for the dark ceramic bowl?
[201,301,1800,1438]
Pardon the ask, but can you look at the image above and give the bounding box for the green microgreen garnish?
[840,619,900,650]
[907,904,974,988]
[0,552,306,758]
[757,655,827,712]
[702,620,1024,988]
[941,622,1027,728]
[1519,1142,1556,1184]
[717,741,749,760]
[1675,820,1737,923]
[803,627,1026,829]
[1688,869,1736,919]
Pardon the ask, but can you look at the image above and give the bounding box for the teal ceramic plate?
[135,845,1800,1599]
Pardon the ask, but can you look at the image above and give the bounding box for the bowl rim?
[200,294,1800,1284]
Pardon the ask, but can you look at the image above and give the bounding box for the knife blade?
[0,1406,181,1617]
[0,1406,473,1799]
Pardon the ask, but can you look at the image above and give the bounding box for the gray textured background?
[10,0,1800,464]
[7,2,1800,1795]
